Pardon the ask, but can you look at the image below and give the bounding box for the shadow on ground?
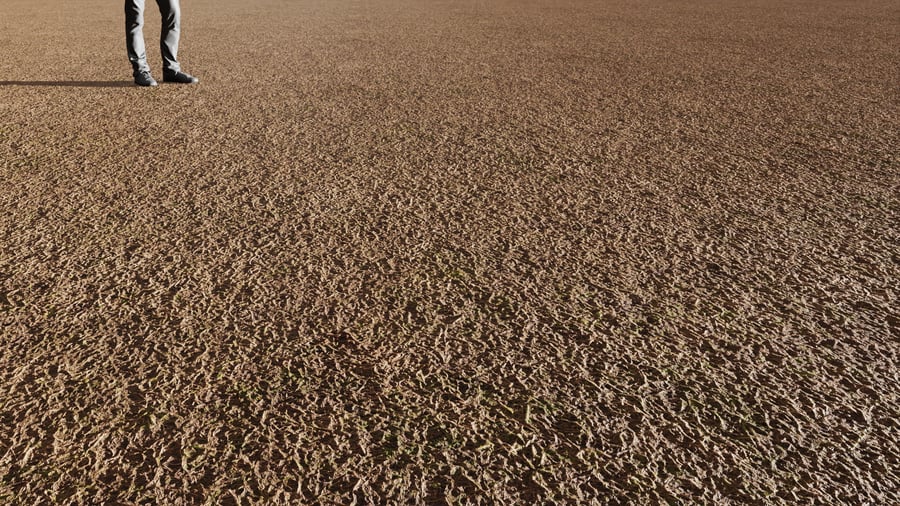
[0,81,133,88]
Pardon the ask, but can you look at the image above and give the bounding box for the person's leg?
[125,0,149,76]
[157,0,197,83]
[156,0,181,73]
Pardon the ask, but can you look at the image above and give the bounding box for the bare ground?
[1,0,898,503]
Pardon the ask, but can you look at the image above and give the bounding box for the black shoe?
[134,71,158,87]
[163,70,199,84]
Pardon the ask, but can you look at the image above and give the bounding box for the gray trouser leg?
[125,0,181,75]
[157,0,181,73]
[125,0,149,74]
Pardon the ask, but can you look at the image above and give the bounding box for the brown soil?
[1,0,898,503]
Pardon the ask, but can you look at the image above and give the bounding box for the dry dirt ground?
[1,0,898,503]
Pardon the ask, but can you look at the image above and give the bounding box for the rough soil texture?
[1,0,898,503]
